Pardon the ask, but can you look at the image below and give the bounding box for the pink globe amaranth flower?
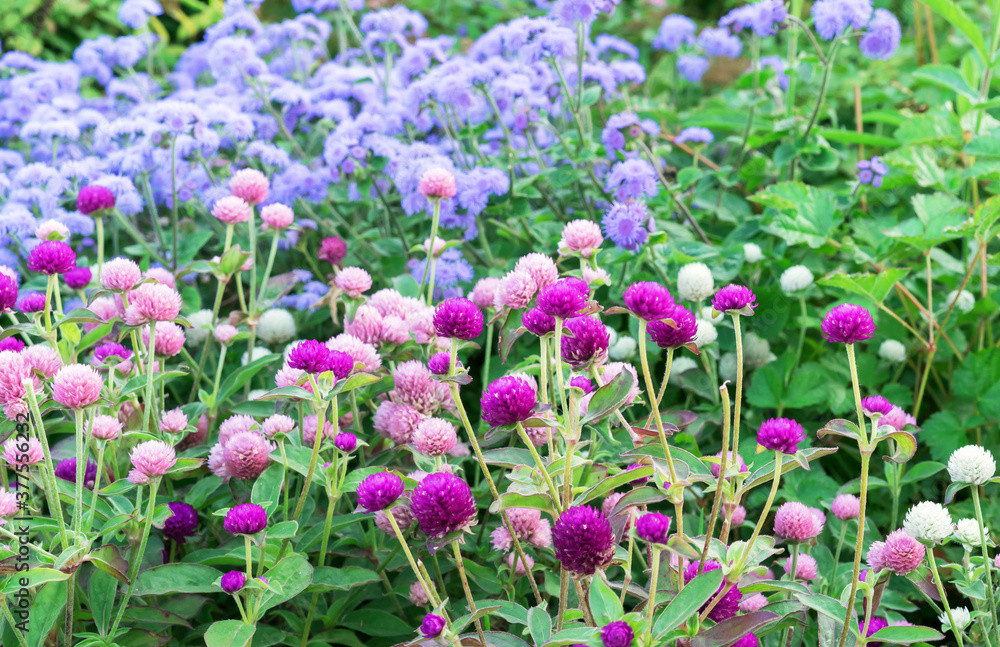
[710,450,748,478]
[143,321,185,357]
[728,505,747,526]
[470,277,500,310]
[28,241,76,276]
[832,493,861,521]
[356,471,405,512]
[408,580,429,606]
[375,504,415,534]
[784,553,819,581]
[537,278,588,319]
[583,266,611,288]
[0,273,18,312]
[423,236,447,258]
[684,560,742,621]
[413,418,458,457]
[1,399,26,421]
[822,304,876,344]
[523,308,556,336]
[624,281,675,321]
[275,365,311,393]
[393,361,440,415]
[344,305,384,346]
[2,437,43,467]
[601,621,633,647]
[223,430,273,480]
[229,169,269,205]
[490,508,552,552]
[561,316,610,369]
[260,203,294,230]
[373,401,425,444]
[262,414,295,438]
[636,512,672,544]
[77,185,116,215]
[418,167,457,199]
[553,505,615,576]
[570,376,593,395]
[882,405,915,431]
[327,334,382,372]
[159,408,188,434]
[0,351,36,404]
[774,502,824,542]
[648,305,698,350]
[218,414,258,446]
[601,492,635,534]
[163,501,199,542]
[433,297,484,340]
[514,253,559,291]
[406,307,438,345]
[508,552,535,576]
[36,219,70,241]
[739,593,768,613]
[334,267,372,298]
[862,395,894,418]
[369,289,416,318]
[411,472,476,538]
[52,363,103,409]
[212,195,253,224]
[88,414,122,440]
[757,417,806,454]
[63,266,92,290]
[560,219,604,257]
[100,258,142,292]
[0,488,19,518]
[23,344,62,379]
[214,324,238,345]
[712,284,758,315]
[380,315,409,345]
[494,270,537,310]
[125,283,183,325]
[870,529,925,576]
[207,443,231,482]
[145,267,176,289]
[129,440,177,481]
[481,376,537,427]
[318,236,347,266]
[224,503,268,535]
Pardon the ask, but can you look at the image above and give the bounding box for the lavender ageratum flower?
[606,160,658,201]
[410,472,476,538]
[537,278,588,319]
[698,27,742,58]
[857,157,889,187]
[757,417,806,454]
[118,0,163,29]
[522,308,556,336]
[420,614,446,638]
[220,570,246,594]
[653,15,696,51]
[433,297,483,340]
[550,0,602,26]
[712,284,758,315]
[859,9,900,60]
[481,376,537,427]
[286,339,333,374]
[821,304,876,344]
[648,305,697,350]
[636,512,672,544]
[356,471,405,512]
[223,503,267,535]
[677,55,710,82]
[811,0,873,40]
[561,316,610,368]
[600,621,634,647]
[163,501,199,542]
[675,127,713,146]
[623,281,674,321]
[27,241,76,275]
[602,201,650,251]
[719,0,787,36]
[552,505,615,576]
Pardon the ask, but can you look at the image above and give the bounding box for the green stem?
[141,325,157,433]
[291,383,332,524]
[109,479,159,637]
[972,488,1000,645]
[244,535,253,580]
[515,423,562,515]
[638,321,679,485]
[552,318,569,422]
[257,233,281,308]
[43,274,55,333]
[927,550,965,647]
[385,509,439,610]
[24,382,69,547]
[731,314,746,457]
[836,452,870,647]
[452,541,487,646]
[780,544,800,646]
[424,200,442,305]
[73,410,85,534]
[643,547,662,645]
[84,442,106,534]
[0,596,29,647]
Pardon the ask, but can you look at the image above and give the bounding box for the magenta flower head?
[561,316,610,368]
[601,621,634,647]
[318,236,347,266]
[433,297,484,340]
[223,503,268,535]
[522,308,556,336]
[832,494,861,521]
[287,340,334,374]
[570,376,593,394]
[356,471,405,512]
[163,501,199,542]
[52,364,103,409]
[712,284,757,316]
[418,167,457,199]
[28,241,76,275]
[55,457,98,487]
[624,281,674,321]
[17,294,45,314]
[757,417,806,454]
[93,342,132,367]
[538,278,588,319]
[427,352,457,376]
[481,376,537,427]
[733,634,761,647]
[63,266,91,290]
[0,273,17,312]
[229,168,269,206]
[862,396,893,418]
[821,304,876,344]
[77,185,116,215]
[328,349,354,381]
[860,618,889,647]
[220,570,246,594]
[334,432,357,453]
[223,431,272,480]
[420,614,446,638]
[553,505,615,576]
[636,512,672,544]
[411,472,476,538]
[648,304,697,350]
[774,501,824,542]
[684,560,742,621]
[0,338,23,353]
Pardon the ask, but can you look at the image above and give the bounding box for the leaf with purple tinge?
[690,610,779,647]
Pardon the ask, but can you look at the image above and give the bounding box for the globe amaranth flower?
[774,502,824,542]
[128,440,177,484]
[553,505,615,576]
[857,157,889,188]
[223,430,273,480]
[163,501,199,543]
[561,316,610,369]
[413,418,457,457]
[0,273,17,312]
[28,241,76,275]
[784,553,819,581]
[212,195,252,225]
[832,494,861,521]
[623,281,674,322]
[953,518,989,548]
[684,561,742,621]
[159,408,188,434]
[947,445,996,485]
[648,305,697,351]
[940,607,972,633]
[63,266,92,290]
[334,267,371,300]
[220,570,246,594]
[433,297,484,340]
[260,203,294,230]
[822,304,876,344]
[470,277,500,310]
[101,258,142,292]
[230,168,269,206]
[523,308,556,336]
[2,437,43,466]
[602,200,650,250]
[710,450,748,479]
[18,294,46,314]
[860,618,889,646]
[0,338,23,353]
[55,457,98,487]
[636,512,672,544]
[420,614,446,638]
[712,284,757,315]
[52,364,103,409]
[757,417,805,454]
[677,262,714,302]
[318,236,347,266]
[286,339,335,374]
[88,414,122,441]
[780,265,814,294]
[410,472,476,538]
[537,278,588,319]
[125,283,183,325]
[334,432,357,453]
[903,501,952,543]
[77,185,116,215]
[481,376,537,427]
[570,376,593,394]
[600,621,633,647]
[559,219,604,257]
[490,508,552,552]
[223,503,268,535]
[418,167,457,199]
[867,529,924,576]
[861,395,894,418]
[357,471,405,513]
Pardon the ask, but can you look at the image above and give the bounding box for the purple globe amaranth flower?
[635,512,672,544]
[569,376,593,394]
[420,614,446,638]
[623,281,674,321]
[600,621,634,647]
[684,560,742,621]
[481,376,537,427]
[561,316,610,369]
[54,457,98,487]
[626,462,650,486]
[63,266,91,290]
[18,294,46,314]
[163,502,199,542]
[0,338,24,353]
[287,339,334,374]
[537,278,588,319]
[733,634,761,647]
[862,396,894,418]
[552,505,615,576]
[433,297,483,340]
[356,471,405,512]
[334,432,357,453]
[27,241,77,275]
[522,308,556,336]
[220,570,246,594]
[94,342,132,364]
[712,284,757,315]
[427,352,460,376]
[77,185,116,216]
[648,304,697,350]
[822,304,876,344]
[328,349,354,381]
[861,617,889,647]
[410,472,476,538]
[318,237,347,266]
[0,273,18,312]
[757,417,806,454]
[223,503,268,535]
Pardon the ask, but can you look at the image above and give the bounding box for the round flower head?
[420,614,446,638]
[17,294,46,314]
[784,553,819,581]
[2,437,43,466]
[374,401,424,444]
[418,167,457,199]
[568,376,592,395]
[262,414,295,438]
[427,352,455,376]
[125,283,183,325]
[223,431,273,480]
[559,219,603,257]
[392,361,440,415]
[28,241,76,275]
[334,432,357,453]
[318,236,347,266]
[882,406,916,431]
[677,262,714,302]
[946,289,976,314]
[410,472,476,538]
[470,277,500,310]
[508,552,535,576]
[940,607,972,633]
[623,281,674,321]
[636,512,672,544]
[862,395,893,418]
[859,9,901,60]
[860,618,889,646]
[163,502,199,542]
[229,169,269,205]
[728,505,747,526]
[220,570,246,594]
[537,278,588,319]
[63,266,92,290]
[743,243,763,262]
[684,561,742,621]
[774,502,824,542]
[871,529,925,575]
[159,408,188,434]
[821,304,876,344]
[904,501,953,543]
[601,621,633,647]
[413,418,458,457]
[481,376,537,427]
[648,305,697,350]
[0,338,23,354]
[494,270,537,310]
[128,440,177,483]
[144,322,185,357]
[356,471,405,512]
[553,505,615,576]
[490,508,552,552]
[101,258,142,292]
[55,457,98,487]
[211,324,238,346]
[88,414,122,441]
[523,308,556,336]
[0,489,18,519]
[334,267,372,299]
[287,340,334,374]
[0,273,17,312]
[602,200,650,250]
[710,450,748,478]
[77,185,116,215]
[740,594,768,614]
[223,503,268,535]
[145,267,176,288]
[947,445,996,485]
[52,364,103,409]
[212,195,253,225]
[879,339,906,363]
[23,345,62,379]
[257,309,296,345]
[953,518,989,548]
[433,297,484,340]
[408,580,429,606]
[260,203,294,230]
[514,253,559,291]
[832,494,861,521]
[780,265,814,294]
[561,316,610,368]
[675,127,714,146]
[326,333,382,373]
[712,284,757,315]
[36,220,70,241]
[328,350,354,381]
[757,417,805,454]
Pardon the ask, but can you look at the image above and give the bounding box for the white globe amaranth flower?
[878,339,907,364]
[700,306,723,323]
[609,336,637,361]
[743,243,763,263]
[241,347,273,366]
[743,331,772,370]
[940,607,972,632]
[904,501,953,543]
[780,265,814,294]
[694,319,717,348]
[677,262,714,302]
[947,445,996,485]
[952,518,988,548]
[719,352,737,382]
[257,308,297,345]
[668,356,698,384]
[945,289,975,314]
[185,309,213,347]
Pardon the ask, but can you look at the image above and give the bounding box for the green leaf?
[920,0,988,63]
[133,563,224,596]
[742,448,839,491]
[653,569,724,635]
[690,611,780,647]
[913,65,981,100]
[900,461,946,485]
[257,555,312,614]
[818,129,899,148]
[339,609,413,637]
[869,625,946,644]
[0,568,69,594]
[573,466,653,506]
[581,368,636,424]
[588,576,623,626]
[753,182,843,248]
[543,627,599,646]
[251,463,284,518]
[24,581,66,647]
[527,606,552,645]
[876,429,918,464]
[89,567,117,636]
[309,566,380,592]
[216,353,282,405]
[817,269,909,305]
[919,411,967,462]
[204,620,256,647]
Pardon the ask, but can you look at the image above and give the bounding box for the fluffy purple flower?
[684,560,742,621]
[648,305,697,349]
[675,127,714,145]
[757,417,806,454]
[862,396,893,418]
[27,241,76,275]
[220,570,246,594]
[537,278,588,319]
[677,55,710,82]
[481,376,537,427]
[636,512,672,544]
[163,501,199,542]
[94,343,132,365]
[861,617,889,647]
[821,304,876,344]
[334,432,357,453]
[0,338,24,353]
[63,266,91,290]
[857,157,889,187]
[811,0,873,40]
[328,349,354,381]
[606,161,658,201]
[433,297,483,340]
[77,185,116,215]
[223,503,268,535]
[561,316,610,368]
[410,472,476,538]
[553,505,615,576]
[600,621,633,647]
[570,376,593,394]
[602,200,651,251]
[523,308,556,336]
[0,274,18,312]
[698,27,742,58]
[356,471,404,512]
[712,284,757,315]
[859,9,900,60]
[287,339,334,374]
[653,15,696,51]
[427,352,455,376]
[420,614,446,638]
[623,281,674,321]
[720,0,787,36]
